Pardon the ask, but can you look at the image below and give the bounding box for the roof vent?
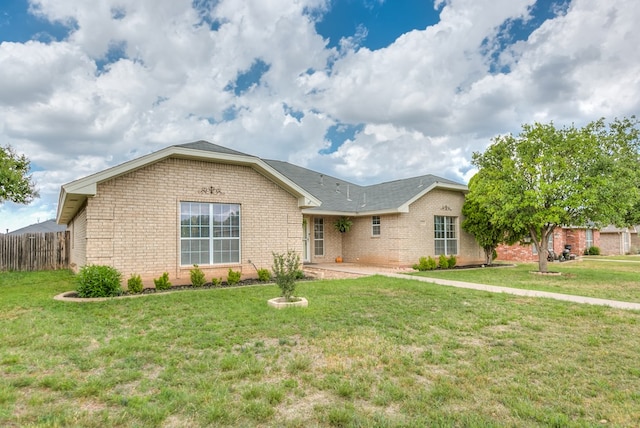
[336,183,340,193]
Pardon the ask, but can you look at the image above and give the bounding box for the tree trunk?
[534,227,554,273]
[483,247,494,265]
[538,246,549,273]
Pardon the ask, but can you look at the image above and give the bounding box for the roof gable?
[56,141,320,224]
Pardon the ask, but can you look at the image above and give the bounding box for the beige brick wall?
[600,232,626,255]
[327,189,484,267]
[398,189,483,266]
[83,158,302,286]
[68,206,87,271]
[342,214,403,265]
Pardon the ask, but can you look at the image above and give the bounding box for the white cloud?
[0,40,95,106]
[1,0,640,232]
[307,0,535,133]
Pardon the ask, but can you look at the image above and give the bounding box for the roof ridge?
[263,159,364,189]
[175,140,254,157]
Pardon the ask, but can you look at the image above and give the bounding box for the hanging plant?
[333,216,353,233]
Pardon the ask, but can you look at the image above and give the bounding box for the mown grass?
[1,269,639,427]
[411,258,640,303]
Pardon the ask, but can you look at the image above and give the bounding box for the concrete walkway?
[306,263,640,311]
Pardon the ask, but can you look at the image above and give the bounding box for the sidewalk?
[305,263,640,311]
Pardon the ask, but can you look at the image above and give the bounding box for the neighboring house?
[56,141,483,285]
[599,225,639,255]
[496,226,600,262]
[7,219,67,235]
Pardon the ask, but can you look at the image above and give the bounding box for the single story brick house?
[56,141,483,285]
[496,226,600,262]
[599,225,639,255]
[497,222,640,262]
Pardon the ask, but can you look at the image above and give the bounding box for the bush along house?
[56,141,484,286]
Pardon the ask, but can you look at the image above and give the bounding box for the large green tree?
[462,172,518,265]
[468,117,640,273]
[0,145,38,205]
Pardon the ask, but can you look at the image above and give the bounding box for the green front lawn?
[411,258,640,303]
[1,269,639,427]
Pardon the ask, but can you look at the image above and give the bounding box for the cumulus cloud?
[1,0,639,231]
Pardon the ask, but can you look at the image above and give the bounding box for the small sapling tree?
[272,250,301,302]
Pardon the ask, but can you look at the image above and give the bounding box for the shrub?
[412,256,425,271]
[257,268,271,282]
[586,246,601,256]
[211,277,222,287]
[447,255,457,269]
[438,254,449,269]
[154,272,172,290]
[227,269,241,285]
[413,256,438,271]
[76,265,123,298]
[272,250,301,301]
[127,274,143,294]
[190,264,206,287]
[426,256,437,270]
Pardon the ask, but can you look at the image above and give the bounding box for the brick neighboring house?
[496,227,600,262]
[56,141,483,286]
[599,225,639,255]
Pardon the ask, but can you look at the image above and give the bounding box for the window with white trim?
[180,202,240,265]
[372,215,381,236]
[434,216,457,255]
[314,218,324,256]
[624,231,631,253]
[586,229,594,249]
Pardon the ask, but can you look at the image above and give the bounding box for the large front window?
[434,216,457,255]
[180,202,240,265]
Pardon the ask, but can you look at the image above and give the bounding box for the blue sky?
[0,0,639,232]
[0,0,68,42]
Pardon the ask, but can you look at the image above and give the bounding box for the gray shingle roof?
[264,159,365,212]
[8,219,67,235]
[363,175,464,212]
[264,159,464,214]
[171,141,467,214]
[175,141,254,157]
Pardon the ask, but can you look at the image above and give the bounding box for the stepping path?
[306,264,640,311]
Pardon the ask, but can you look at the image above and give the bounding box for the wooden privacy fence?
[0,231,70,271]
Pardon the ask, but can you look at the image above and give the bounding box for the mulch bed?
[63,277,314,299]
